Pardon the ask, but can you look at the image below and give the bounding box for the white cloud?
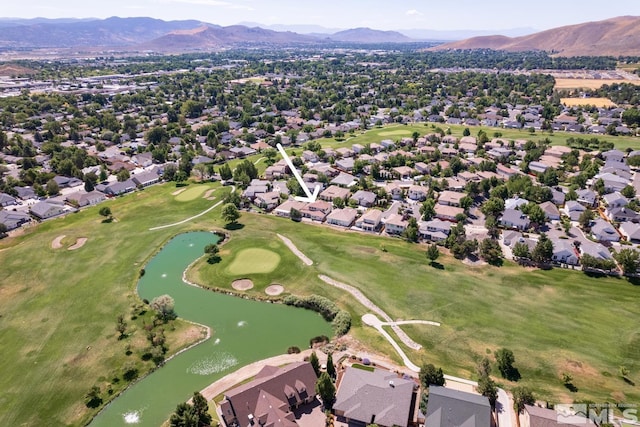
[405,9,423,16]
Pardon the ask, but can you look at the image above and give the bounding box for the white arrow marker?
[276,143,320,203]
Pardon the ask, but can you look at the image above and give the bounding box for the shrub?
[283,295,352,336]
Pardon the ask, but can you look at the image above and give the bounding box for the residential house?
[528,161,549,174]
[356,209,383,232]
[590,219,620,242]
[300,200,332,222]
[407,185,428,201]
[619,222,640,243]
[99,179,136,196]
[320,185,350,203]
[333,366,418,427]
[302,150,319,163]
[350,190,377,207]
[496,164,518,179]
[540,201,560,221]
[385,182,404,200]
[274,200,306,218]
[53,175,83,189]
[326,208,358,227]
[425,386,491,427]
[393,166,414,180]
[434,204,464,222]
[607,206,640,223]
[522,404,595,427]
[602,149,625,163]
[414,162,431,175]
[0,193,17,207]
[504,196,528,210]
[0,210,31,230]
[602,192,628,209]
[551,239,579,265]
[581,241,613,260]
[500,209,530,231]
[30,200,66,219]
[550,188,566,206]
[131,152,153,167]
[563,201,586,221]
[255,192,281,211]
[576,189,597,207]
[14,186,37,200]
[419,219,451,242]
[65,190,106,207]
[384,214,409,235]
[335,157,355,172]
[218,362,317,427]
[438,191,465,207]
[131,170,161,187]
[331,172,357,187]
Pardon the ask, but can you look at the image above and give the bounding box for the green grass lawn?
[2,179,640,426]
[226,248,281,275]
[192,213,640,406]
[174,184,213,202]
[316,123,640,150]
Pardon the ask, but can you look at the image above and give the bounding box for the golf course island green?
[226,247,281,275]
[89,231,331,427]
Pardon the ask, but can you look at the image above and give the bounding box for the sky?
[3,0,640,32]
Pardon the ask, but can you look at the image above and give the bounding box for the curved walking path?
[149,186,235,231]
[318,274,423,351]
[277,234,313,266]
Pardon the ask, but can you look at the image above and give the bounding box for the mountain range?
[431,15,640,56]
[0,16,638,56]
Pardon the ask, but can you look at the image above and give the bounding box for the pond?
[90,231,331,426]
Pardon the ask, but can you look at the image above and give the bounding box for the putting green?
[227,248,281,275]
[378,130,411,137]
[175,185,211,202]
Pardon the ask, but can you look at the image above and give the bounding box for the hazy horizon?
[2,0,639,32]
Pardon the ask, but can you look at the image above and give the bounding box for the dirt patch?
[68,238,88,251]
[172,188,187,196]
[462,258,487,267]
[265,284,284,296]
[51,235,66,249]
[231,279,254,291]
[561,97,616,108]
[203,189,216,200]
[555,78,640,90]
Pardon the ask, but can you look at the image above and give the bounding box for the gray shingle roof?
[425,386,491,427]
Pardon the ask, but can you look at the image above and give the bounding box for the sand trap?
[203,189,216,200]
[68,238,88,250]
[51,235,66,249]
[172,188,187,196]
[231,279,254,291]
[265,284,284,296]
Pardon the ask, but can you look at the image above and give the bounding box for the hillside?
[138,25,317,52]
[327,27,413,43]
[430,15,640,56]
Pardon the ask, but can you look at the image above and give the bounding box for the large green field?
[2,131,640,425]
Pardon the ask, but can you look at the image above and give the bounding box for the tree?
[290,208,302,222]
[419,363,445,388]
[221,203,240,226]
[204,243,220,264]
[326,353,336,379]
[477,375,498,407]
[403,217,419,243]
[421,199,436,220]
[526,204,546,228]
[476,357,492,377]
[117,168,130,182]
[219,163,232,181]
[512,242,531,260]
[426,244,440,265]
[578,209,594,229]
[481,197,505,218]
[45,179,59,196]
[614,248,640,276]
[532,233,553,265]
[99,206,112,220]
[316,372,336,409]
[169,392,212,427]
[84,386,102,408]
[621,184,636,199]
[116,314,127,339]
[512,386,535,415]
[479,238,503,265]
[333,197,345,209]
[150,294,176,322]
[494,348,518,381]
[84,172,98,192]
[309,351,321,376]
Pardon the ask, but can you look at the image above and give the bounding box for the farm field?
[555,78,640,90]
[561,97,617,108]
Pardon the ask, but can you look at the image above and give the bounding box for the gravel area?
[277,233,313,266]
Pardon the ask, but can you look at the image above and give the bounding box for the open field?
[378,129,413,137]
[226,248,281,275]
[191,213,640,406]
[316,123,640,150]
[0,182,234,426]
[555,78,640,90]
[561,97,617,108]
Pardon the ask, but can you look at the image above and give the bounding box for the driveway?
[496,387,516,427]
